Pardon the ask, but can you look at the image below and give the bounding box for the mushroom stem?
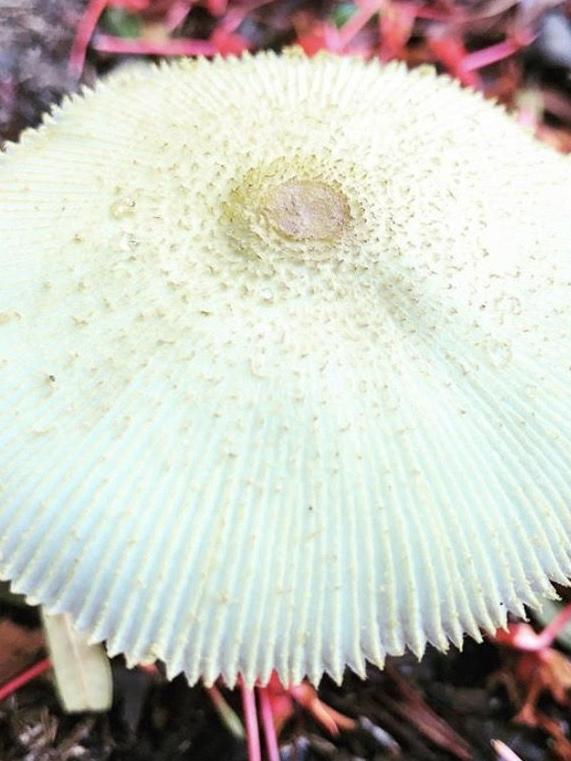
[240,681,262,761]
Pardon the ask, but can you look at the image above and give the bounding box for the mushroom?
[0,50,570,692]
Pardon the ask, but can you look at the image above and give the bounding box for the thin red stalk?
[530,603,571,651]
[164,0,194,32]
[241,682,262,761]
[338,4,379,48]
[0,658,52,703]
[378,1,416,62]
[462,36,534,72]
[461,0,521,23]
[92,34,217,56]
[258,686,280,761]
[289,684,354,735]
[220,0,274,34]
[69,0,109,77]
[207,0,229,15]
[414,7,453,21]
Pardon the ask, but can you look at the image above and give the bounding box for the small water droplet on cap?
[110,198,136,220]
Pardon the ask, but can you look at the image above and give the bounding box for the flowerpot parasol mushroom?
[0,51,570,699]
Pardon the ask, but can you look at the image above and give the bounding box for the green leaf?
[331,3,358,29]
[102,8,143,39]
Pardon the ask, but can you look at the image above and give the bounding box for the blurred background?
[1,0,571,150]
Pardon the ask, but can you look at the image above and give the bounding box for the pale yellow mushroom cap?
[0,51,570,687]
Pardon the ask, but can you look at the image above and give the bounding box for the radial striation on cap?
[0,51,570,687]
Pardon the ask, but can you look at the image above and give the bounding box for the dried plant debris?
[0,645,564,760]
[0,0,86,142]
[1,1,571,148]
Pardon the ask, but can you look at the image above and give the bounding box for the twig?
[69,0,109,78]
[462,34,535,72]
[258,686,280,761]
[241,681,261,761]
[92,34,217,56]
[0,658,52,702]
[164,0,194,33]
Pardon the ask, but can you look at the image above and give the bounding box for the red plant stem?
[164,0,194,32]
[426,36,481,88]
[462,35,535,72]
[241,682,261,761]
[289,683,357,734]
[528,603,571,652]
[92,34,217,56]
[414,7,453,21]
[338,4,379,48]
[207,0,228,15]
[378,1,416,62]
[220,0,274,34]
[69,0,109,77]
[0,658,52,702]
[258,686,280,761]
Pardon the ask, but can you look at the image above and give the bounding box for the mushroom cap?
[1,51,570,687]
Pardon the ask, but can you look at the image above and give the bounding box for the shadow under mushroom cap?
[0,51,570,687]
